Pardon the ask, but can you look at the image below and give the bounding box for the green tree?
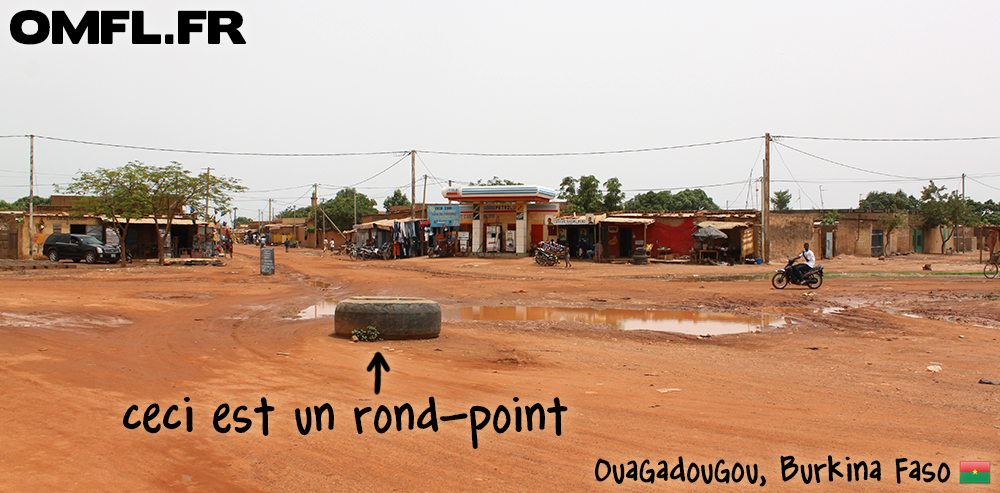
[0,196,51,210]
[919,181,976,253]
[625,190,671,211]
[625,189,718,211]
[558,175,605,213]
[235,216,252,225]
[771,190,792,211]
[320,188,377,231]
[602,178,625,211]
[145,162,245,264]
[59,161,151,266]
[383,189,411,211]
[667,189,718,211]
[859,190,920,212]
[820,209,842,226]
[968,198,1000,226]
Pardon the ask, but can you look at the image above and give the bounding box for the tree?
[602,178,624,211]
[859,190,920,212]
[473,176,523,186]
[771,190,792,211]
[667,189,718,211]
[0,196,51,210]
[235,216,252,225]
[625,190,671,211]
[625,189,718,211]
[820,210,841,226]
[919,181,976,253]
[320,188,377,231]
[968,198,1000,226]
[59,161,150,266]
[144,162,245,264]
[558,175,603,213]
[383,189,411,211]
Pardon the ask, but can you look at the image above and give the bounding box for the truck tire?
[334,297,441,340]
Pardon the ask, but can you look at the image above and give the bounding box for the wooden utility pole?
[762,133,771,263]
[410,150,416,220]
[28,134,34,258]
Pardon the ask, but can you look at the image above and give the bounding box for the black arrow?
[366,352,390,395]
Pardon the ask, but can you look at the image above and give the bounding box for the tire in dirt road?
[771,272,788,289]
[985,263,999,279]
[334,296,441,340]
[806,273,823,289]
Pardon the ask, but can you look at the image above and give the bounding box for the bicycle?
[985,251,1000,279]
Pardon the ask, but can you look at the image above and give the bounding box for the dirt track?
[1,246,998,491]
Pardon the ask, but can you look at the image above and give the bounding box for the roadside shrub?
[352,325,380,342]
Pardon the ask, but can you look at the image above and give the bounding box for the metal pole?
[762,133,771,263]
[204,167,212,222]
[28,134,34,258]
[410,150,416,220]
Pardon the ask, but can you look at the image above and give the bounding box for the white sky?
[2,1,999,218]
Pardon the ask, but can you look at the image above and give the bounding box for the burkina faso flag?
[960,461,990,484]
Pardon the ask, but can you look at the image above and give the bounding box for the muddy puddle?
[296,301,784,335]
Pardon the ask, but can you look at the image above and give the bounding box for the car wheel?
[47,249,59,262]
[84,251,97,264]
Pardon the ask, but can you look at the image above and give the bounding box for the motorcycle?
[772,257,823,289]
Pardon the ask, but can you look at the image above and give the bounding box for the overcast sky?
[2,1,998,218]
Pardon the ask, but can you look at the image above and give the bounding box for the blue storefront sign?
[428,205,461,227]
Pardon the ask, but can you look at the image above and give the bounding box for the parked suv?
[43,233,121,264]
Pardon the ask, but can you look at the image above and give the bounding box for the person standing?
[284,238,290,252]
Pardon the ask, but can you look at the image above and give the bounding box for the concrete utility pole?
[410,150,416,220]
[819,186,825,210]
[28,134,34,258]
[268,199,273,222]
[312,184,318,248]
[762,133,771,263]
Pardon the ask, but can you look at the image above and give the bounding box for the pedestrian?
[284,238,290,252]
[324,238,329,252]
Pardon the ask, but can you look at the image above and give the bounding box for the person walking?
[284,238,290,253]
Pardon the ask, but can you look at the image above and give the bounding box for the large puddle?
[296,301,784,336]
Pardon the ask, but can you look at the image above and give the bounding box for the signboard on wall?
[428,205,460,227]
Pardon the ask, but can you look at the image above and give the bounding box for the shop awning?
[602,216,655,225]
[696,220,751,230]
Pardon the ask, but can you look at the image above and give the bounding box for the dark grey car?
[43,233,121,264]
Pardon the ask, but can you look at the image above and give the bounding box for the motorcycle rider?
[793,242,815,283]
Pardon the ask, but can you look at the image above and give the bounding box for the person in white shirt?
[794,242,815,283]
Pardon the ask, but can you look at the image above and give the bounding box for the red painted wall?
[645,219,697,255]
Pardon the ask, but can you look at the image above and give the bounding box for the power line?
[967,176,1000,192]
[416,136,761,157]
[622,180,747,192]
[775,135,1000,142]
[771,145,818,208]
[771,140,927,180]
[30,135,405,157]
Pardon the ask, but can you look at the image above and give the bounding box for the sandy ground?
[1,245,998,492]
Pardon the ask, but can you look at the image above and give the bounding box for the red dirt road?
[1,246,998,491]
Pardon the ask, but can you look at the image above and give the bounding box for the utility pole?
[762,133,771,263]
[819,186,825,210]
[268,199,273,222]
[312,184,318,248]
[28,134,34,258]
[204,167,213,223]
[353,189,357,226]
[961,173,966,252]
[410,150,416,220]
